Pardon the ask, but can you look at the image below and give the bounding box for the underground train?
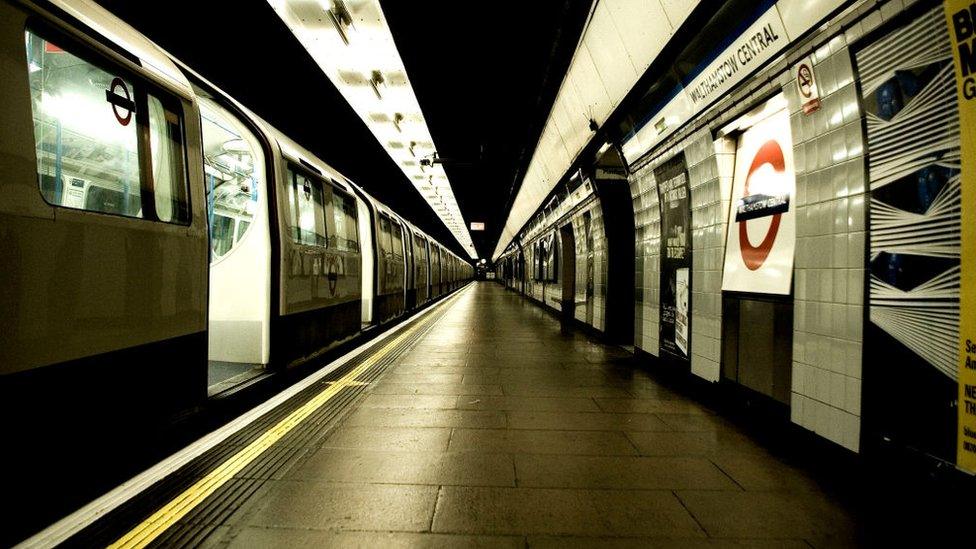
[0,0,471,432]
[495,0,976,476]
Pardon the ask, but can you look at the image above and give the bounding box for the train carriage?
[0,0,472,453]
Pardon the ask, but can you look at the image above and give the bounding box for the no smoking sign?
[794,56,821,115]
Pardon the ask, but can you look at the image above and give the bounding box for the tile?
[244,481,437,532]
[359,393,458,409]
[382,373,465,385]
[432,487,704,537]
[626,431,766,457]
[228,528,523,548]
[456,396,602,412]
[526,536,811,548]
[515,454,738,490]
[595,398,711,415]
[343,408,507,429]
[656,413,735,432]
[506,411,670,432]
[289,449,515,487]
[449,429,638,455]
[322,426,452,452]
[391,365,478,375]
[501,384,634,398]
[371,382,504,396]
[676,490,857,542]
[709,453,825,492]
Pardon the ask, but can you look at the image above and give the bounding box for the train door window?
[288,167,327,246]
[147,95,188,222]
[330,187,359,252]
[391,220,404,262]
[378,213,393,260]
[199,97,265,261]
[25,30,189,223]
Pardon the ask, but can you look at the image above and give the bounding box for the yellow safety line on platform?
[108,289,465,549]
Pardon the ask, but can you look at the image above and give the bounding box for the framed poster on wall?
[721,97,797,295]
[655,152,692,359]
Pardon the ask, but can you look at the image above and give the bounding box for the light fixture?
[269,0,476,259]
[327,0,353,45]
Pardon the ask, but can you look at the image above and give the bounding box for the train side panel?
[0,1,208,427]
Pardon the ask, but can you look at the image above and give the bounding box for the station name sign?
[686,14,787,107]
[622,5,795,164]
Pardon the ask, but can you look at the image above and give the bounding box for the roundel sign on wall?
[721,100,797,296]
[739,139,786,271]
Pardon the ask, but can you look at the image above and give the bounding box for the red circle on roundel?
[738,139,785,271]
[109,77,133,126]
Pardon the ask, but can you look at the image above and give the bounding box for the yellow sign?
[945,0,976,473]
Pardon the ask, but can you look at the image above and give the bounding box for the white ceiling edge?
[492,0,699,260]
[268,0,477,259]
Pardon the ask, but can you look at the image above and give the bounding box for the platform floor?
[188,282,866,547]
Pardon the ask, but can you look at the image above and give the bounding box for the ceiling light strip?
[268,0,476,258]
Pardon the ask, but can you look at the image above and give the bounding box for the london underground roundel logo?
[739,140,785,271]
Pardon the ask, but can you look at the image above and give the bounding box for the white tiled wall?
[686,132,728,382]
[591,200,609,332]
[628,130,727,381]
[785,32,865,452]
[517,193,608,333]
[630,163,661,355]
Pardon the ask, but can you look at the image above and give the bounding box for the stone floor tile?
[432,486,704,537]
[514,454,739,490]
[321,426,452,452]
[448,429,638,455]
[675,490,858,542]
[243,481,437,532]
[506,411,671,432]
[456,395,602,412]
[227,528,524,548]
[371,382,505,396]
[359,393,459,409]
[288,449,516,487]
[342,408,508,429]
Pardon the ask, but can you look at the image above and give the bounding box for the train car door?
[197,95,273,395]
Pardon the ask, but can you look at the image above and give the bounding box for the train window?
[378,213,393,254]
[25,30,189,223]
[288,167,328,246]
[211,214,235,257]
[199,97,265,261]
[330,188,359,252]
[147,95,189,222]
[235,220,250,241]
[391,220,404,261]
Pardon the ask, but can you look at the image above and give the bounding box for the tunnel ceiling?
[93,0,593,260]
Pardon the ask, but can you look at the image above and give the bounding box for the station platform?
[20,281,885,548]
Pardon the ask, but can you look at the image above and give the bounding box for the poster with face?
[655,152,692,359]
[721,103,797,295]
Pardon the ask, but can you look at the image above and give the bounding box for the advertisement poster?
[721,101,796,295]
[945,0,976,473]
[655,152,692,359]
[675,267,689,355]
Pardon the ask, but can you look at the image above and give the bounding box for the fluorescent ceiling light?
[268,0,476,258]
